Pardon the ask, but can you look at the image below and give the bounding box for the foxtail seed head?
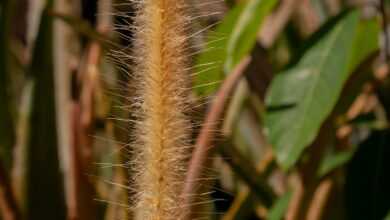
[131,0,192,219]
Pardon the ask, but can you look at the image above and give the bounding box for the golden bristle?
[131,0,191,219]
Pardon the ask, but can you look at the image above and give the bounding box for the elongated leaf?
[25,3,66,219]
[224,0,277,72]
[267,191,292,220]
[0,0,16,169]
[195,0,277,96]
[194,4,244,96]
[264,11,379,170]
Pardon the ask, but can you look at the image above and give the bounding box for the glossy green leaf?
[195,0,277,96]
[264,11,379,170]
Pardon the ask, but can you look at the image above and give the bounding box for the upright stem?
[182,57,251,218]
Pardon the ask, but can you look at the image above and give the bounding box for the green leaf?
[195,0,277,96]
[194,4,244,96]
[267,191,292,220]
[224,0,278,72]
[318,149,353,177]
[264,11,379,170]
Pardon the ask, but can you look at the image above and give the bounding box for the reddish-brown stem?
[306,177,335,220]
[68,35,104,220]
[182,56,251,216]
[294,0,320,37]
[259,0,300,48]
[0,163,20,220]
[285,120,333,220]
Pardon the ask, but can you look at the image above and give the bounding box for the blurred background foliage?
[0,0,390,219]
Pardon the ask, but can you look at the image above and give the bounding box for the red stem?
[182,56,251,216]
